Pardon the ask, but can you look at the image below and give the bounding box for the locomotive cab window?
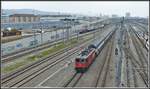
[81,59,85,63]
[81,50,89,56]
[76,59,80,62]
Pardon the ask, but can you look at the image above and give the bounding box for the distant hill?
[2,9,69,16]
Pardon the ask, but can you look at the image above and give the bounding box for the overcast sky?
[2,1,149,17]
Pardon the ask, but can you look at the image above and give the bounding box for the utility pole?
[73,18,79,42]
[40,28,43,44]
[75,21,79,42]
[63,27,65,44]
[65,18,72,43]
[40,22,43,44]
[53,26,57,46]
[77,27,79,42]
[63,23,67,47]
[34,30,36,42]
[50,26,53,42]
[92,23,96,41]
[56,28,57,41]
[67,20,70,41]
[32,24,36,47]
[46,26,50,42]
[70,19,75,40]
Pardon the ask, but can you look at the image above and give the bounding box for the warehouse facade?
[9,14,40,23]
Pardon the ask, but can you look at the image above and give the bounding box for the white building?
[125,12,131,17]
[1,15,9,23]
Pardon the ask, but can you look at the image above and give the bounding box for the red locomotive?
[75,47,96,72]
[75,30,116,73]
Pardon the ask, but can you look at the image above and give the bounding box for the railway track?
[124,48,148,87]
[123,27,148,87]
[129,25,148,65]
[1,33,87,63]
[131,60,138,87]
[63,26,117,88]
[130,24,148,52]
[2,23,115,65]
[125,56,131,87]
[1,26,110,87]
[123,28,137,87]
[2,48,79,87]
[63,73,83,87]
[128,24,148,77]
[1,37,63,62]
[1,30,98,79]
[2,22,115,63]
[1,24,114,77]
[93,32,114,87]
[2,47,69,80]
[124,30,130,87]
[134,22,148,33]
[1,35,96,87]
[1,30,100,63]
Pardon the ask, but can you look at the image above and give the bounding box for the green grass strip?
[1,37,80,73]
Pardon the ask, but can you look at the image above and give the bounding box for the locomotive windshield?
[81,49,89,56]
[88,44,96,49]
[76,59,80,62]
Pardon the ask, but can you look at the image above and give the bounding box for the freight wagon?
[2,29,21,37]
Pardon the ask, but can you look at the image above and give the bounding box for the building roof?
[9,14,37,17]
[41,15,71,17]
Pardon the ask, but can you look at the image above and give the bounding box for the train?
[2,29,21,37]
[75,30,115,73]
[79,24,105,34]
[79,28,96,34]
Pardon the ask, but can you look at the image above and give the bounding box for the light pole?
[63,27,65,44]
[33,30,36,43]
[32,23,37,47]
[65,18,72,42]
[91,23,95,41]
[67,20,69,41]
[39,22,42,44]
[46,25,50,42]
[50,26,53,42]
[39,23,43,44]
[70,19,73,40]
[53,26,57,46]
[74,20,79,42]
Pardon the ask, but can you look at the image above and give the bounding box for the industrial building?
[1,15,9,23]
[9,14,40,23]
[125,12,131,17]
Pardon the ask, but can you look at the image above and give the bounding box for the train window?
[76,59,80,62]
